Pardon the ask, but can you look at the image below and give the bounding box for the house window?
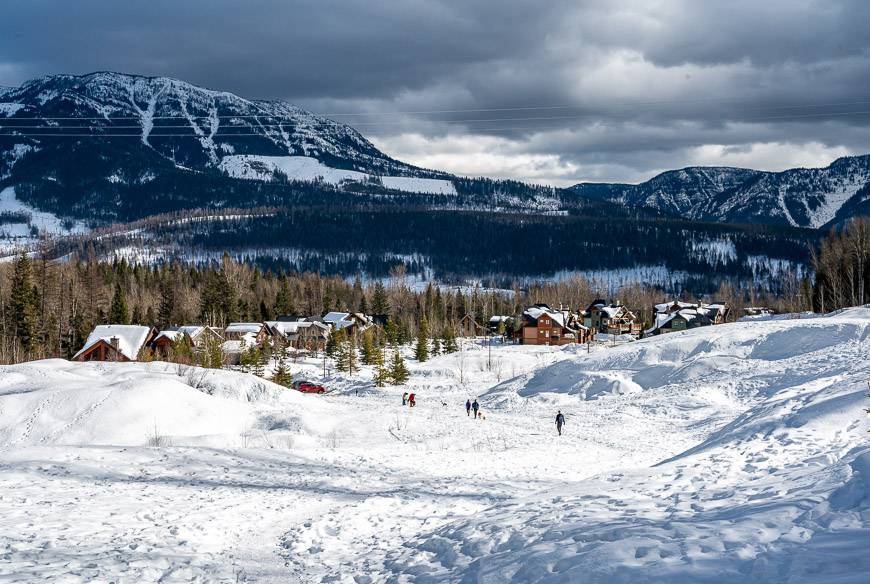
[543,330,549,337]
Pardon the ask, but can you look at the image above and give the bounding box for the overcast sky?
[2,0,869,185]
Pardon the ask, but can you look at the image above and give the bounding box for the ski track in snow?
[0,308,868,582]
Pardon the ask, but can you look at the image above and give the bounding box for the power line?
[4,98,870,121]
[2,108,870,137]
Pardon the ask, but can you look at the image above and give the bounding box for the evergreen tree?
[442,326,458,353]
[131,305,143,325]
[8,253,39,354]
[170,336,193,364]
[414,316,430,362]
[431,335,442,356]
[374,359,391,387]
[271,353,293,387]
[198,335,224,369]
[109,283,130,324]
[158,278,175,328]
[360,328,378,365]
[383,319,398,345]
[275,278,295,316]
[371,281,389,315]
[389,348,410,385]
[335,329,358,374]
[326,327,342,358]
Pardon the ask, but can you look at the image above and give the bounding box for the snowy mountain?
[0,71,439,179]
[1,307,868,581]
[571,156,870,228]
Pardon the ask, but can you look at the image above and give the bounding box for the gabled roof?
[524,306,566,327]
[74,325,153,360]
[322,312,352,324]
[225,322,264,334]
[154,329,185,343]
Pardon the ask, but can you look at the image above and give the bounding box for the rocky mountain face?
[571,157,870,229]
[0,71,432,179]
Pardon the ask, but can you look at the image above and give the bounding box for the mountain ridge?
[570,155,870,229]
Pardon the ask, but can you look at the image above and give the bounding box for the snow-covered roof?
[524,307,566,327]
[322,312,352,324]
[177,325,206,338]
[225,322,263,334]
[266,320,323,337]
[598,305,622,318]
[655,300,698,313]
[221,332,259,353]
[154,330,184,343]
[74,325,152,360]
[489,315,512,323]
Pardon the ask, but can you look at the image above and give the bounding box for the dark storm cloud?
[1,0,869,184]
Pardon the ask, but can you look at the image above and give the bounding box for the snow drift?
[0,360,333,448]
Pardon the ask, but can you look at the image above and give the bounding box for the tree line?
[3,216,866,366]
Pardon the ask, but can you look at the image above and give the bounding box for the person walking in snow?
[408,393,416,407]
[465,399,472,416]
[472,398,480,419]
[555,410,565,436]
[402,392,409,406]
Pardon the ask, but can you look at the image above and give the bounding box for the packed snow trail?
[0,307,868,582]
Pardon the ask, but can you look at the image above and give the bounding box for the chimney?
[109,336,120,351]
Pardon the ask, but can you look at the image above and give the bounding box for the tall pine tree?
[8,253,39,355]
[415,316,430,362]
[109,283,130,324]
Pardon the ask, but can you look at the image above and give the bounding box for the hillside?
[1,308,868,581]
[571,156,870,229]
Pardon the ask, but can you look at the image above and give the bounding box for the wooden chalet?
[321,312,373,337]
[223,322,269,345]
[152,326,223,359]
[520,304,591,345]
[73,325,157,362]
[582,300,642,335]
[266,319,330,351]
[645,300,730,336]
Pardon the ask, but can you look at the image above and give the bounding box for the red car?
[291,380,326,394]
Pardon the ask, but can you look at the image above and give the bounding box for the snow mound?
[0,361,332,448]
[387,307,870,582]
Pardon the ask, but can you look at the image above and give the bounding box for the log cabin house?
[520,304,592,345]
[645,300,730,335]
[73,325,157,362]
[582,300,642,335]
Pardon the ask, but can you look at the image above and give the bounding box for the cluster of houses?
[72,311,377,363]
[501,299,731,347]
[70,299,735,362]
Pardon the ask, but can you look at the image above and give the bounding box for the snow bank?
[0,360,332,448]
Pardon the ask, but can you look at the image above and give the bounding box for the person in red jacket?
[408,393,416,407]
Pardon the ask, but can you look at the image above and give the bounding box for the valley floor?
[1,308,869,583]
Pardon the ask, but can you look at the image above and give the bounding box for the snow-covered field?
[219,154,457,195]
[1,308,868,582]
[0,186,88,254]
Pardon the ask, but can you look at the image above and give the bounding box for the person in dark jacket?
[402,392,409,406]
[555,410,565,436]
[472,399,480,418]
[465,399,472,416]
